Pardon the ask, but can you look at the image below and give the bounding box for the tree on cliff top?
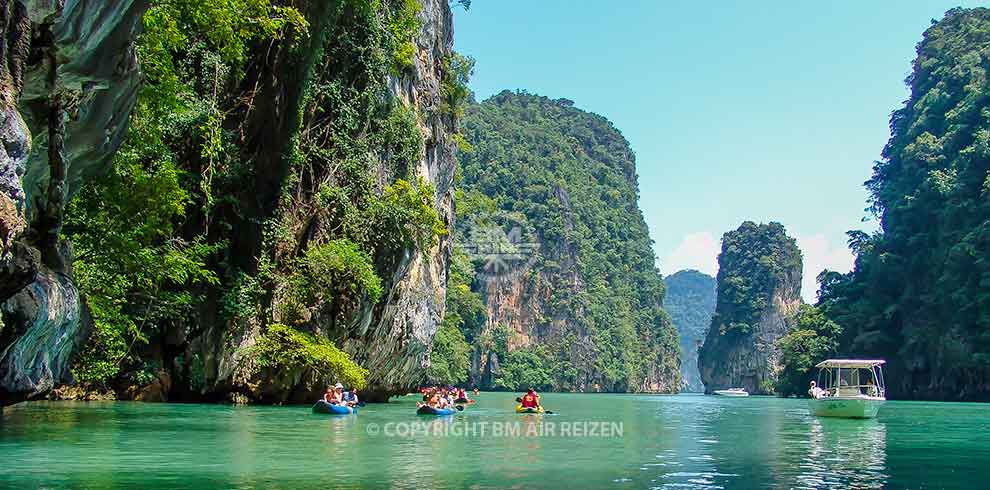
[699,221,802,395]
[816,7,990,400]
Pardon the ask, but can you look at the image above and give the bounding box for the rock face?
[457,92,681,393]
[180,0,457,403]
[698,222,802,395]
[345,0,456,399]
[0,0,145,406]
[0,0,457,406]
[664,270,716,392]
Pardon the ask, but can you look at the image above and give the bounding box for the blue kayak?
[417,405,456,416]
[312,400,357,415]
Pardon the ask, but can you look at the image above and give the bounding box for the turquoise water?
[2,393,988,489]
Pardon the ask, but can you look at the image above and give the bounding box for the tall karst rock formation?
[455,91,681,393]
[181,0,459,403]
[699,221,802,395]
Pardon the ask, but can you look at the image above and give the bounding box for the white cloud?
[663,231,720,277]
[795,234,854,303]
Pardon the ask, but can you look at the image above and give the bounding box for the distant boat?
[713,388,749,397]
[807,359,886,419]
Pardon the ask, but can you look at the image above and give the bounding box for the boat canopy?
[815,359,886,369]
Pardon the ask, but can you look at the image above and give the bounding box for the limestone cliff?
[456,92,680,393]
[0,0,145,406]
[698,221,801,395]
[349,0,456,399]
[3,0,458,406]
[175,0,458,403]
[664,270,716,392]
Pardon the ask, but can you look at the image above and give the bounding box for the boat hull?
[417,405,456,416]
[516,405,544,413]
[713,390,749,397]
[808,397,883,418]
[312,400,357,415]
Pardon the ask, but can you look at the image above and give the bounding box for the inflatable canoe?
[516,405,544,414]
[312,400,357,415]
[417,405,457,416]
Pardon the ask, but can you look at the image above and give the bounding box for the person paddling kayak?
[453,388,473,404]
[520,388,540,410]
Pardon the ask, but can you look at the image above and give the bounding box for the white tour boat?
[807,359,886,418]
[712,388,750,397]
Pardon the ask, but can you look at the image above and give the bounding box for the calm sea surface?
[1,392,987,489]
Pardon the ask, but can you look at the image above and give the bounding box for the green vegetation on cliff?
[250,324,369,389]
[812,7,990,400]
[450,91,680,392]
[664,270,716,392]
[62,0,462,400]
[710,222,802,336]
[775,304,842,397]
[65,0,304,386]
[426,248,484,385]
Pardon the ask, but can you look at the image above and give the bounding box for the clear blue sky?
[453,1,983,302]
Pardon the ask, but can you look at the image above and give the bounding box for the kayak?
[417,405,457,416]
[312,400,357,415]
[516,405,544,414]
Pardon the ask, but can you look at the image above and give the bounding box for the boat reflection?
[796,417,888,489]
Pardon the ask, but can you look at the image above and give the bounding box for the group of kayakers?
[315,384,545,414]
[416,386,475,411]
[322,383,360,407]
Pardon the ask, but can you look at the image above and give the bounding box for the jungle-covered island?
[2,2,990,410]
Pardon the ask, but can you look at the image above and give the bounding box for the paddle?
[455,405,465,411]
